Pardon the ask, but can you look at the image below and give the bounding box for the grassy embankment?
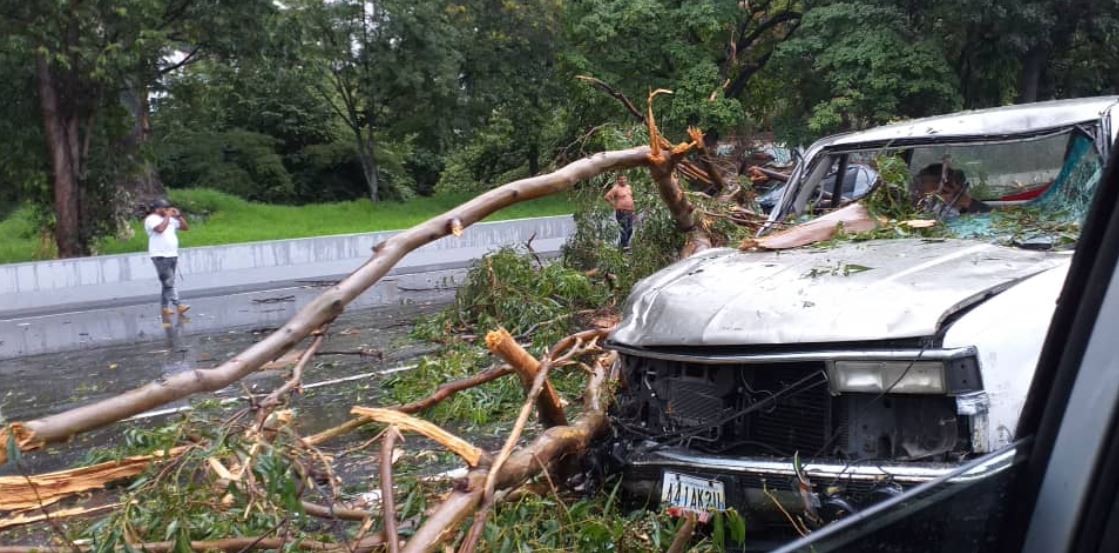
[0,188,575,264]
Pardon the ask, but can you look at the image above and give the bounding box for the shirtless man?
[604,174,636,249]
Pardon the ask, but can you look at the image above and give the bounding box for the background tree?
[763,2,962,144]
[0,0,272,256]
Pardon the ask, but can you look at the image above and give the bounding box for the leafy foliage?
[156,130,294,202]
[78,414,323,551]
[767,2,962,144]
[415,248,609,350]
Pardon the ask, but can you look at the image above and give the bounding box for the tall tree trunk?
[351,124,379,201]
[1018,45,1046,103]
[35,54,83,258]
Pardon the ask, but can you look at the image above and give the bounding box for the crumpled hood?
[611,239,1069,347]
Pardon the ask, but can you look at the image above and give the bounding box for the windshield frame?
[763,122,1107,234]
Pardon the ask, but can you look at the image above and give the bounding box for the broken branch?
[741,202,878,250]
[0,535,384,553]
[304,365,516,447]
[403,351,615,553]
[257,331,327,424]
[0,502,122,531]
[485,328,567,427]
[350,407,485,468]
[0,446,189,510]
[381,426,403,553]
[665,513,698,553]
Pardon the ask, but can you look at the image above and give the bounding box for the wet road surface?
[0,300,452,476]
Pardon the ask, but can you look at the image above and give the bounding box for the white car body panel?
[944,260,1073,450]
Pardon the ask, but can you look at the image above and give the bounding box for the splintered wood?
[349,407,485,467]
[0,446,188,510]
[485,328,567,427]
[0,502,123,530]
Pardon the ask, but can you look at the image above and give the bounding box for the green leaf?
[173,527,193,553]
[5,428,20,464]
[713,511,726,552]
[728,509,747,545]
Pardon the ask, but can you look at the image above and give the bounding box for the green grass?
[0,188,575,264]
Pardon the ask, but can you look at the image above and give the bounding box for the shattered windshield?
[794,128,1104,249]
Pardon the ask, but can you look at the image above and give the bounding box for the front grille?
[745,366,832,455]
[615,354,970,462]
[618,356,834,456]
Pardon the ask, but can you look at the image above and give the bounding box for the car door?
[768,135,1119,553]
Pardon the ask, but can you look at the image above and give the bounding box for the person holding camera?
[145,198,190,319]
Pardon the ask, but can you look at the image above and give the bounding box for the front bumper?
[618,444,1000,529]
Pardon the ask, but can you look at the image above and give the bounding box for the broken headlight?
[828,356,982,395]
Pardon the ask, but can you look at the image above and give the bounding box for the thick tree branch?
[725,39,778,99]
[1,147,652,465]
[735,10,802,56]
[577,76,720,187]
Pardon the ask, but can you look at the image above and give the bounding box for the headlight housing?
[828,355,982,395]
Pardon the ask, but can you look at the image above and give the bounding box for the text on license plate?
[661,471,726,515]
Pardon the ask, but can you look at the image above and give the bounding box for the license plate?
[661,471,726,517]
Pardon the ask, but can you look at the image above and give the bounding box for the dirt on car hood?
[610,238,1070,347]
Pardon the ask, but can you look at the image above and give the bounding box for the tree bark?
[650,155,710,257]
[35,53,83,258]
[355,125,380,201]
[0,147,652,465]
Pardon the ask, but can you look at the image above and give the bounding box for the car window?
[798,155,880,211]
[785,129,1103,248]
[908,131,1073,201]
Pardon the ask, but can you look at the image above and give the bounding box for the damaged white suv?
[605,97,1119,531]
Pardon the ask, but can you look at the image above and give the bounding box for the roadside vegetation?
[6,1,1115,260]
[0,189,573,264]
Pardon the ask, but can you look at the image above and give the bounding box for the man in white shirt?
[144,198,190,319]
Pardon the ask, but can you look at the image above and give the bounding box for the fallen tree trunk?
[0,147,653,465]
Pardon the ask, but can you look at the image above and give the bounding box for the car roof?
[818,96,1119,149]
